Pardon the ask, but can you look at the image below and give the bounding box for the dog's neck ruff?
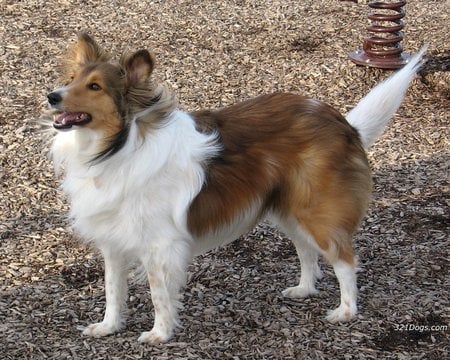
[51,110,220,251]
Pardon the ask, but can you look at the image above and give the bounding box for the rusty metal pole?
[349,1,410,69]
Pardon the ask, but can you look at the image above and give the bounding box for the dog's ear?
[122,50,156,87]
[70,33,109,65]
[61,33,110,85]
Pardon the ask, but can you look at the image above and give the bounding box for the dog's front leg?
[138,243,190,344]
[83,249,128,337]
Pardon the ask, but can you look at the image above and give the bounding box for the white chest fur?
[51,111,219,256]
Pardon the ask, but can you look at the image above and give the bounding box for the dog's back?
[189,93,370,263]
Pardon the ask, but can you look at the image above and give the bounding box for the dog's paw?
[82,321,121,337]
[282,285,319,299]
[138,329,172,344]
[325,304,356,323]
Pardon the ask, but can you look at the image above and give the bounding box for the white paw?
[138,328,172,344]
[282,285,319,299]
[82,321,121,337]
[325,304,356,323]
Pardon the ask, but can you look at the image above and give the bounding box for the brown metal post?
[349,1,410,69]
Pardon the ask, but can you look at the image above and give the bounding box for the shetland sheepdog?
[46,33,426,344]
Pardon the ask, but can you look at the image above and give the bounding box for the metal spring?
[364,0,406,58]
[349,0,410,69]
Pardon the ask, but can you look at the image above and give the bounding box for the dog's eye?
[88,83,102,91]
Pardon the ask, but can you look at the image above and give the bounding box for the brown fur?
[188,93,371,263]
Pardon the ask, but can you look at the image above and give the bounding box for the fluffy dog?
[46,33,425,343]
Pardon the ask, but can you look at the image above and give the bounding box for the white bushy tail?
[346,46,427,149]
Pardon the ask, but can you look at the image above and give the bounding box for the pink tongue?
[56,112,88,125]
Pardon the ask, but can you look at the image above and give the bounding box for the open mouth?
[53,112,92,130]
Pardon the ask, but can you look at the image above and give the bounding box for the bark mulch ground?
[1,0,448,359]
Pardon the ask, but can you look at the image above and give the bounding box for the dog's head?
[47,33,174,161]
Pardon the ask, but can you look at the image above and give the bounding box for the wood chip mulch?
[1,1,448,359]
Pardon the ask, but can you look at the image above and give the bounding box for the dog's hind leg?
[83,248,129,337]
[298,217,358,323]
[276,221,323,299]
[325,257,357,323]
[273,177,364,323]
[282,243,323,298]
[281,217,358,322]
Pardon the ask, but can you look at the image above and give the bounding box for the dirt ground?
[0,0,448,359]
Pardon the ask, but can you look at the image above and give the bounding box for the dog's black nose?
[47,92,62,106]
